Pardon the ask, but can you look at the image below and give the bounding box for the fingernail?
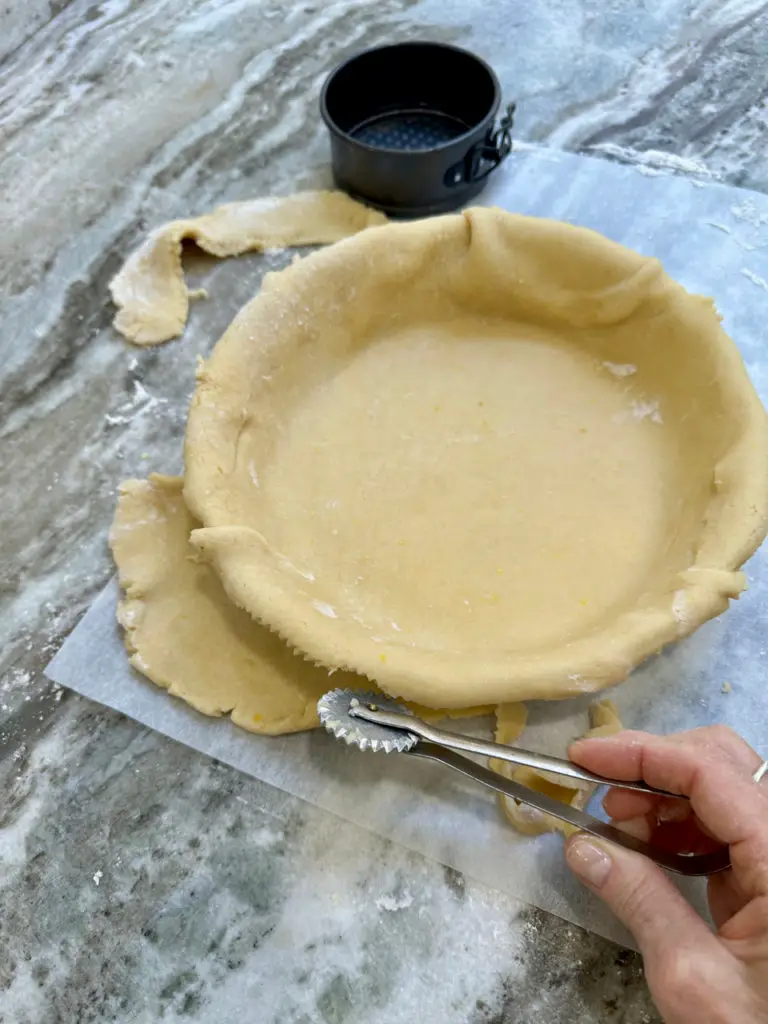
[566,837,613,889]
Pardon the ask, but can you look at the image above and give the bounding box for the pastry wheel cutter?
[317,689,730,876]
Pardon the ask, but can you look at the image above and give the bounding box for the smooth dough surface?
[109,475,491,732]
[109,191,387,346]
[492,701,622,837]
[184,208,768,707]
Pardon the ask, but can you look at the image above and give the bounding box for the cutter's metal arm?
[409,742,730,876]
[327,692,730,875]
[352,704,678,798]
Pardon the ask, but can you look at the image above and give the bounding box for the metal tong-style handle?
[352,705,731,876]
[408,743,730,876]
[354,705,676,796]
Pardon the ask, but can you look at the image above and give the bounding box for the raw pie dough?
[109,474,491,732]
[109,191,386,346]
[108,473,614,837]
[184,208,768,707]
[108,471,613,834]
[491,701,622,837]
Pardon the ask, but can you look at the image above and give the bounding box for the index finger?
[569,726,768,896]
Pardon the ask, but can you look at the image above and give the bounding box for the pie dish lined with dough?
[109,474,493,732]
[184,208,768,708]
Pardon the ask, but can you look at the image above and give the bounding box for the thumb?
[565,834,717,968]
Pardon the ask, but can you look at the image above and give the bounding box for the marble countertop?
[4,1,768,1020]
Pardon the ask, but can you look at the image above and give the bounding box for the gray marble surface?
[5,0,768,1020]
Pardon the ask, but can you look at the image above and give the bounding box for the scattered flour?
[375,891,414,912]
[312,600,337,619]
[631,399,663,424]
[251,827,284,849]
[741,268,768,292]
[613,398,663,424]
[730,198,768,228]
[279,558,315,583]
[566,673,593,692]
[105,378,167,427]
[672,590,688,627]
[588,143,720,180]
[602,361,637,377]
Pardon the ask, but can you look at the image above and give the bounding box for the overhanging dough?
[109,191,387,346]
[109,474,491,732]
[109,474,340,732]
[184,208,768,708]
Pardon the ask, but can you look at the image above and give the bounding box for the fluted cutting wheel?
[317,689,418,754]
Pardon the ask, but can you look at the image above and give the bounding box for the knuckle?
[691,724,743,762]
[692,724,736,747]
[612,873,651,925]
[708,724,740,746]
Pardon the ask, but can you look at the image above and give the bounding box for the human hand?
[564,726,768,1024]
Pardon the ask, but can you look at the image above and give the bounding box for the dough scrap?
[492,700,623,837]
[109,474,491,733]
[184,207,768,707]
[495,702,529,746]
[109,191,387,346]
